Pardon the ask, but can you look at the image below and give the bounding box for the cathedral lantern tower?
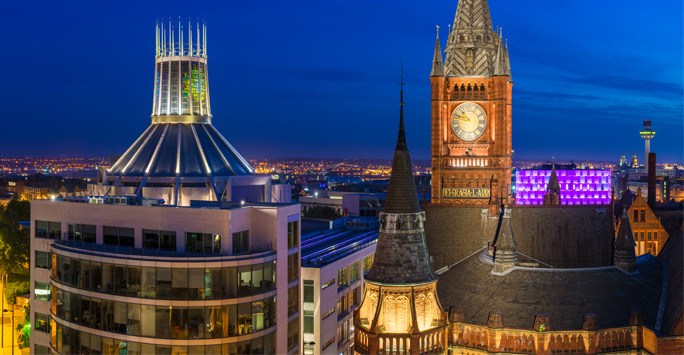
[354,80,448,355]
[94,19,265,206]
[430,0,513,207]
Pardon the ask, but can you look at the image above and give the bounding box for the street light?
[3,308,14,355]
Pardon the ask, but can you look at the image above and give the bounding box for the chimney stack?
[648,152,656,207]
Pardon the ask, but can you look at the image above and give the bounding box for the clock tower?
[430,0,512,207]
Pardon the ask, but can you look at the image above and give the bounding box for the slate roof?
[383,85,419,214]
[436,252,664,331]
[444,0,510,78]
[658,228,683,336]
[425,205,614,270]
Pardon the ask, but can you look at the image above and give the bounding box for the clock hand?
[453,113,470,122]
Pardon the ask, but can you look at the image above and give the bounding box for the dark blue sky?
[2,0,682,163]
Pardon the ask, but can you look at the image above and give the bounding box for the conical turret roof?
[430,27,445,77]
[546,161,561,193]
[364,78,437,285]
[383,80,420,214]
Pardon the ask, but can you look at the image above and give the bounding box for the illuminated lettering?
[441,188,491,199]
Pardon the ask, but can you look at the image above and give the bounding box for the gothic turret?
[492,208,518,275]
[355,76,447,355]
[365,76,435,283]
[543,160,561,205]
[430,27,445,77]
[615,210,638,274]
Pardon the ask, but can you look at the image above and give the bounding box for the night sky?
[2,0,682,163]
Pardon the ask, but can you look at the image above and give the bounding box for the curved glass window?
[54,254,275,300]
[51,321,275,355]
[53,287,275,339]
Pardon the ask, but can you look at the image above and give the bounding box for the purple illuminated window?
[514,169,611,206]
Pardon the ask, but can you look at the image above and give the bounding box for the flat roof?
[301,227,378,267]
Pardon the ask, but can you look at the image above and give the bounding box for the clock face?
[451,103,487,141]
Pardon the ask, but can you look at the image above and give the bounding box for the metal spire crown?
[156,17,207,58]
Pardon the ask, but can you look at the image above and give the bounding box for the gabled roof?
[614,189,637,219]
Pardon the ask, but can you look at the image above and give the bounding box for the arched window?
[384,296,397,332]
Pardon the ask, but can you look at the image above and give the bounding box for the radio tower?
[640,120,656,172]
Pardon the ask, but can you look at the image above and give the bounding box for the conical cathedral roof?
[108,21,253,179]
[108,123,253,177]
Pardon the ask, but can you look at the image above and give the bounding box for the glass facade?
[287,220,299,249]
[288,253,299,283]
[51,322,275,355]
[53,287,275,338]
[54,254,275,299]
[153,59,209,117]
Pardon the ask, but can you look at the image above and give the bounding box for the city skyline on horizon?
[2,0,682,164]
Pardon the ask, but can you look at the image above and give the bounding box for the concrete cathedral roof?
[108,123,253,178]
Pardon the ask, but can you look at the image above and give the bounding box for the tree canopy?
[0,200,30,274]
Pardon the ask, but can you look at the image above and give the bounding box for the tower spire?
[430,26,445,77]
[614,209,638,274]
[494,30,505,75]
[444,0,499,76]
[365,67,435,281]
[397,62,407,151]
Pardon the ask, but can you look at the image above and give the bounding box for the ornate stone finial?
[492,208,517,275]
[582,314,599,331]
[533,315,551,332]
[628,309,644,326]
[449,307,465,323]
[487,312,504,328]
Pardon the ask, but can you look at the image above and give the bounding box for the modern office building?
[31,20,301,355]
[31,197,300,355]
[300,217,378,355]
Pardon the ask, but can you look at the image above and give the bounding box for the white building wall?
[30,199,299,354]
[301,242,376,355]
